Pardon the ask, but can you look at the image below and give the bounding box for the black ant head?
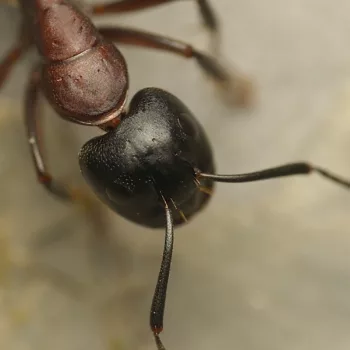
[79,87,215,227]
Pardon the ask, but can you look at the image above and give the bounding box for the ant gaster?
[1,1,350,349]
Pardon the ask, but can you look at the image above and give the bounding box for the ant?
[1,1,350,349]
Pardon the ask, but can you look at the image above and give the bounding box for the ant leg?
[25,66,75,200]
[196,162,350,189]
[24,66,108,235]
[92,0,218,35]
[98,26,252,106]
[0,34,31,90]
[0,0,18,7]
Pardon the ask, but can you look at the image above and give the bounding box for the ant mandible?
[1,1,349,350]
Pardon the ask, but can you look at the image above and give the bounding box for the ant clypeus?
[0,1,349,350]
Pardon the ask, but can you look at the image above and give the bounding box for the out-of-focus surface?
[1,1,350,350]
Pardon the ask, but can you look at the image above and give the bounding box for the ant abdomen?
[79,88,215,227]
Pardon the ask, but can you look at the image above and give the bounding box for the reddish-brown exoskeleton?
[0,1,252,349]
[5,0,252,200]
[4,2,350,350]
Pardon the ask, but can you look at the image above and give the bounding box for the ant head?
[79,88,215,227]
[42,42,128,126]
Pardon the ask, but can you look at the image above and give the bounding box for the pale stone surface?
[1,1,350,350]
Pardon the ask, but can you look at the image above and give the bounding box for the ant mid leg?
[98,26,253,106]
[91,0,218,40]
[24,66,108,236]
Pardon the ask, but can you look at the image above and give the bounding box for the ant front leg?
[98,26,252,106]
[24,66,108,236]
[0,43,26,89]
[0,26,31,90]
[92,0,218,41]
[25,66,75,201]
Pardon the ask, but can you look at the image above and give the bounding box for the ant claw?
[217,71,254,108]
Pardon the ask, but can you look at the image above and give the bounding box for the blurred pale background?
[0,1,350,350]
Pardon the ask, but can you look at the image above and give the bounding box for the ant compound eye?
[114,174,136,193]
[105,175,136,204]
[177,113,200,140]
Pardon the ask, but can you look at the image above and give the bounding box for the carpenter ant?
[1,1,350,350]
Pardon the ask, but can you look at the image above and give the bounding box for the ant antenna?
[154,333,166,350]
[196,162,350,188]
[150,195,174,350]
